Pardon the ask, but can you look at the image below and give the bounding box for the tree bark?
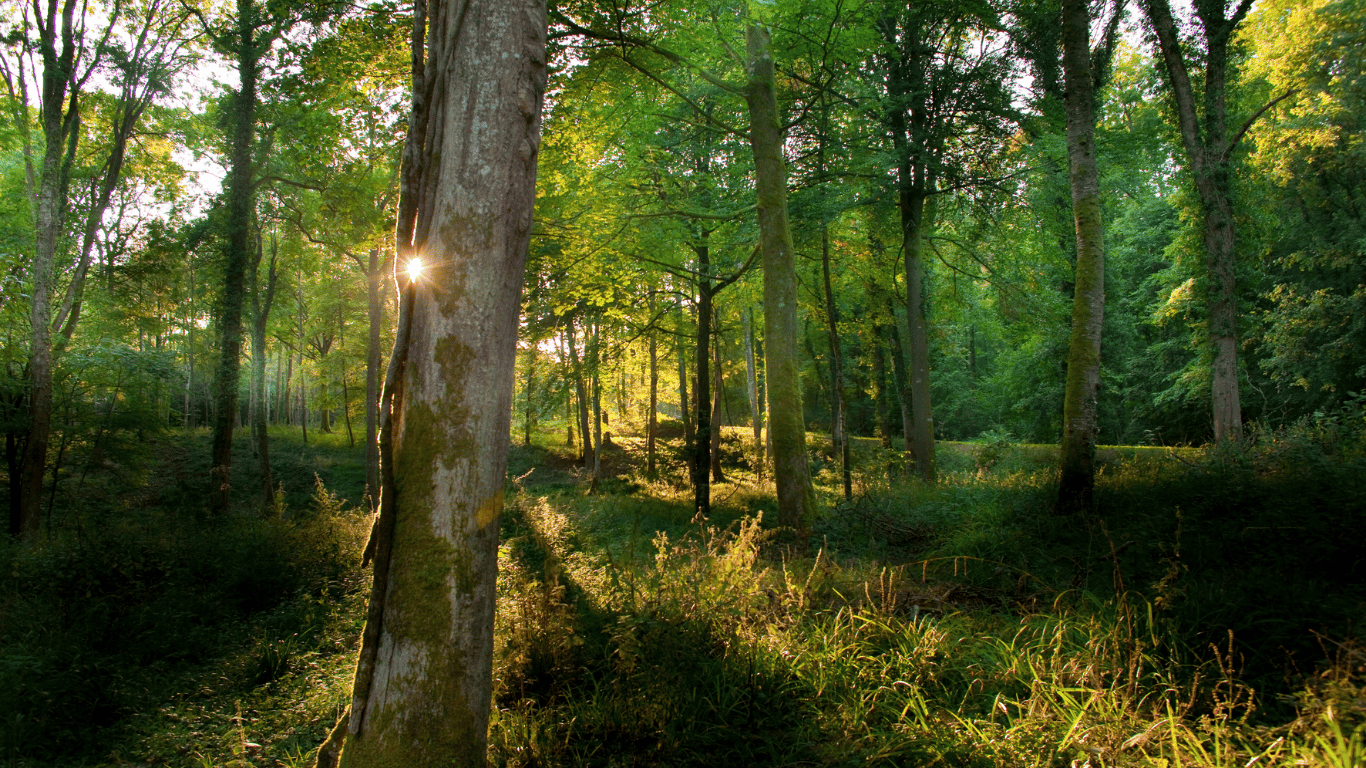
[900,193,936,483]
[334,0,545,765]
[1056,0,1107,515]
[744,23,815,530]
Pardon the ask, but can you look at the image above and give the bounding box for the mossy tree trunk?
[332,0,546,766]
[745,23,816,530]
[1056,0,1106,515]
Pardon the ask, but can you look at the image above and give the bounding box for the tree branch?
[1223,87,1297,162]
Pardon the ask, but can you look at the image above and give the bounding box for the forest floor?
[2,421,1364,766]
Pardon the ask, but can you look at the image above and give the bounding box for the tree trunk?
[567,320,593,469]
[692,246,713,518]
[333,1,545,765]
[678,301,693,447]
[523,341,537,446]
[251,234,279,508]
[871,321,891,449]
[647,306,659,476]
[821,224,851,500]
[744,23,815,530]
[210,0,261,514]
[590,321,603,491]
[887,317,913,464]
[710,328,725,485]
[743,306,764,472]
[1056,0,1106,515]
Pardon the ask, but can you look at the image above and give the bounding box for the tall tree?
[1141,0,1293,442]
[875,0,1016,482]
[1055,0,1114,514]
[201,0,343,512]
[327,0,547,765]
[3,0,187,536]
[550,0,825,528]
[743,20,817,527]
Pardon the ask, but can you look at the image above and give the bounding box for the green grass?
[2,420,1362,767]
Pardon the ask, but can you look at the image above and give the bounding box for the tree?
[1244,0,1366,412]
[1055,0,1115,514]
[199,0,345,512]
[327,0,547,765]
[1140,0,1293,443]
[551,0,822,529]
[2,0,190,537]
[874,0,1017,482]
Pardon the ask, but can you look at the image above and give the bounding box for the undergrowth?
[1,419,1362,766]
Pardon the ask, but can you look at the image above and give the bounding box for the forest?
[1,0,1363,765]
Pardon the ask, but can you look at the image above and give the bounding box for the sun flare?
[406,258,423,282]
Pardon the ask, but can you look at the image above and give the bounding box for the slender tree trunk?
[566,319,592,469]
[647,308,658,476]
[184,268,195,429]
[333,1,545,765]
[677,308,692,445]
[744,23,815,530]
[821,225,851,500]
[1056,0,1107,515]
[743,307,763,471]
[282,352,292,426]
[871,321,892,449]
[590,321,603,491]
[710,327,725,485]
[523,342,537,446]
[210,0,261,513]
[251,234,279,508]
[887,318,913,461]
[564,379,574,448]
[692,247,713,518]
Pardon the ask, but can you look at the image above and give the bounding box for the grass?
[1,418,1363,766]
